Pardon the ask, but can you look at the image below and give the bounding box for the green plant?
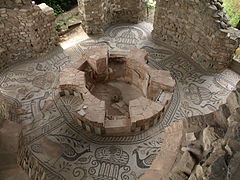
[55,22,64,32]
[55,15,74,32]
[35,0,77,16]
[53,4,64,15]
[223,0,240,27]
[147,0,156,9]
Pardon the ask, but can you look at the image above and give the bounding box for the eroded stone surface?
[141,81,240,180]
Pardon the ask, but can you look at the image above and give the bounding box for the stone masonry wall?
[0,2,58,71]
[152,0,240,72]
[0,0,32,9]
[78,0,147,34]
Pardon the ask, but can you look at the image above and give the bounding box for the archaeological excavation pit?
[58,46,175,136]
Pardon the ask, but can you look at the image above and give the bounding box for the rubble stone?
[141,80,240,180]
[203,126,220,152]
[172,151,196,175]
[228,152,240,180]
[204,155,228,180]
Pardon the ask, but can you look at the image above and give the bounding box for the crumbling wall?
[0,2,58,71]
[152,0,240,72]
[78,0,147,34]
[141,81,240,180]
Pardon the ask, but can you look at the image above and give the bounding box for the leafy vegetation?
[55,15,75,32]
[35,0,77,15]
[223,0,240,27]
[147,0,156,9]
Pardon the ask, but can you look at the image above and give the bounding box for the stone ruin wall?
[77,0,147,34]
[141,81,240,180]
[152,0,240,72]
[0,0,58,71]
[0,0,32,8]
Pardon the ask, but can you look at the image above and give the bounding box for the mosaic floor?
[1,23,240,180]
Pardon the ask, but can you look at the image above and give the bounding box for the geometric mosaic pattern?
[0,23,239,179]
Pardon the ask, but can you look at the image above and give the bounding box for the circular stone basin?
[58,46,175,136]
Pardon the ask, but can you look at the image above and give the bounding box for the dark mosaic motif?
[0,23,240,179]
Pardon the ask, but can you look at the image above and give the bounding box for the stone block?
[228,152,240,180]
[172,151,196,175]
[84,46,108,74]
[203,126,220,151]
